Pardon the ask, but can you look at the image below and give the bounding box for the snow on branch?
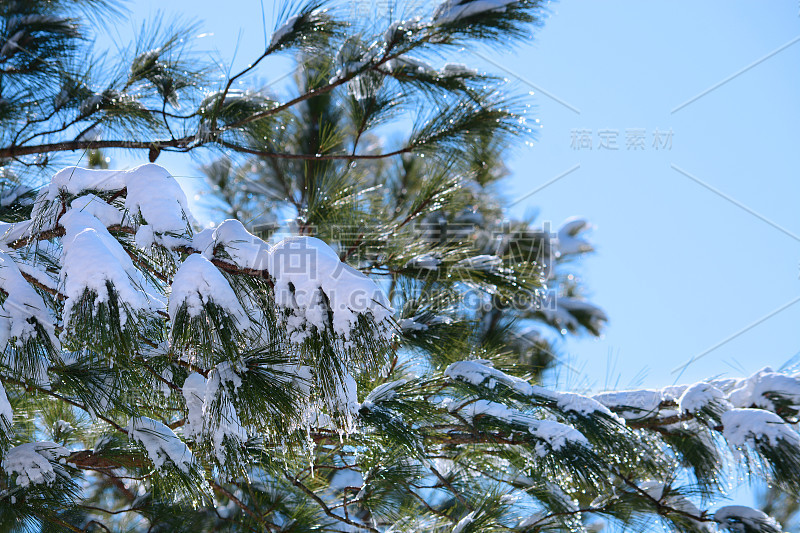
[0,249,59,351]
[0,163,399,471]
[434,0,521,25]
[32,164,195,248]
[127,416,193,474]
[555,217,593,257]
[2,442,71,488]
[445,359,800,491]
[193,218,270,271]
[192,218,394,346]
[444,360,615,418]
[169,254,252,330]
[1,165,394,354]
[591,366,800,426]
[458,398,589,456]
[202,362,249,463]
[722,408,800,448]
[0,162,796,530]
[182,371,207,440]
[59,208,166,328]
[268,236,393,344]
[592,367,800,494]
[714,505,782,533]
[0,381,12,431]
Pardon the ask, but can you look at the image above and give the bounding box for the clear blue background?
[109,0,800,393]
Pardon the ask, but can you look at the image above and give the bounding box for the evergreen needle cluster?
[0,1,796,532]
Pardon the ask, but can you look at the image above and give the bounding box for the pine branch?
[210,480,271,530]
[1,4,792,531]
[0,136,418,163]
[219,139,411,160]
[616,472,714,525]
[284,471,380,533]
[0,376,128,434]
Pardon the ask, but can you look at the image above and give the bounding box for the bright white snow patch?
[2,442,70,487]
[43,166,126,200]
[34,164,195,248]
[169,254,251,328]
[196,218,270,270]
[445,360,614,418]
[128,416,193,473]
[679,382,727,414]
[210,398,248,462]
[714,505,782,532]
[70,194,123,227]
[459,399,589,456]
[206,361,248,461]
[593,389,664,419]
[726,367,800,411]
[721,408,800,448]
[361,379,406,410]
[59,209,165,326]
[0,249,59,350]
[329,371,360,432]
[185,224,393,345]
[191,229,394,344]
[553,391,615,418]
[268,236,392,343]
[182,364,249,462]
[445,360,531,393]
[124,164,195,245]
[134,225,155,248]
[0,381,11,427]
[529,419,590,455]
[182,372,207,439]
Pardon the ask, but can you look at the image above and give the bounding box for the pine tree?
[0,1,797,532]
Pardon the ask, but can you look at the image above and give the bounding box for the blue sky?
[498,1,800,391]
[114,0,800,394]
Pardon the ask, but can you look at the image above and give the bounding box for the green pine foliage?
[0,1,796,532]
